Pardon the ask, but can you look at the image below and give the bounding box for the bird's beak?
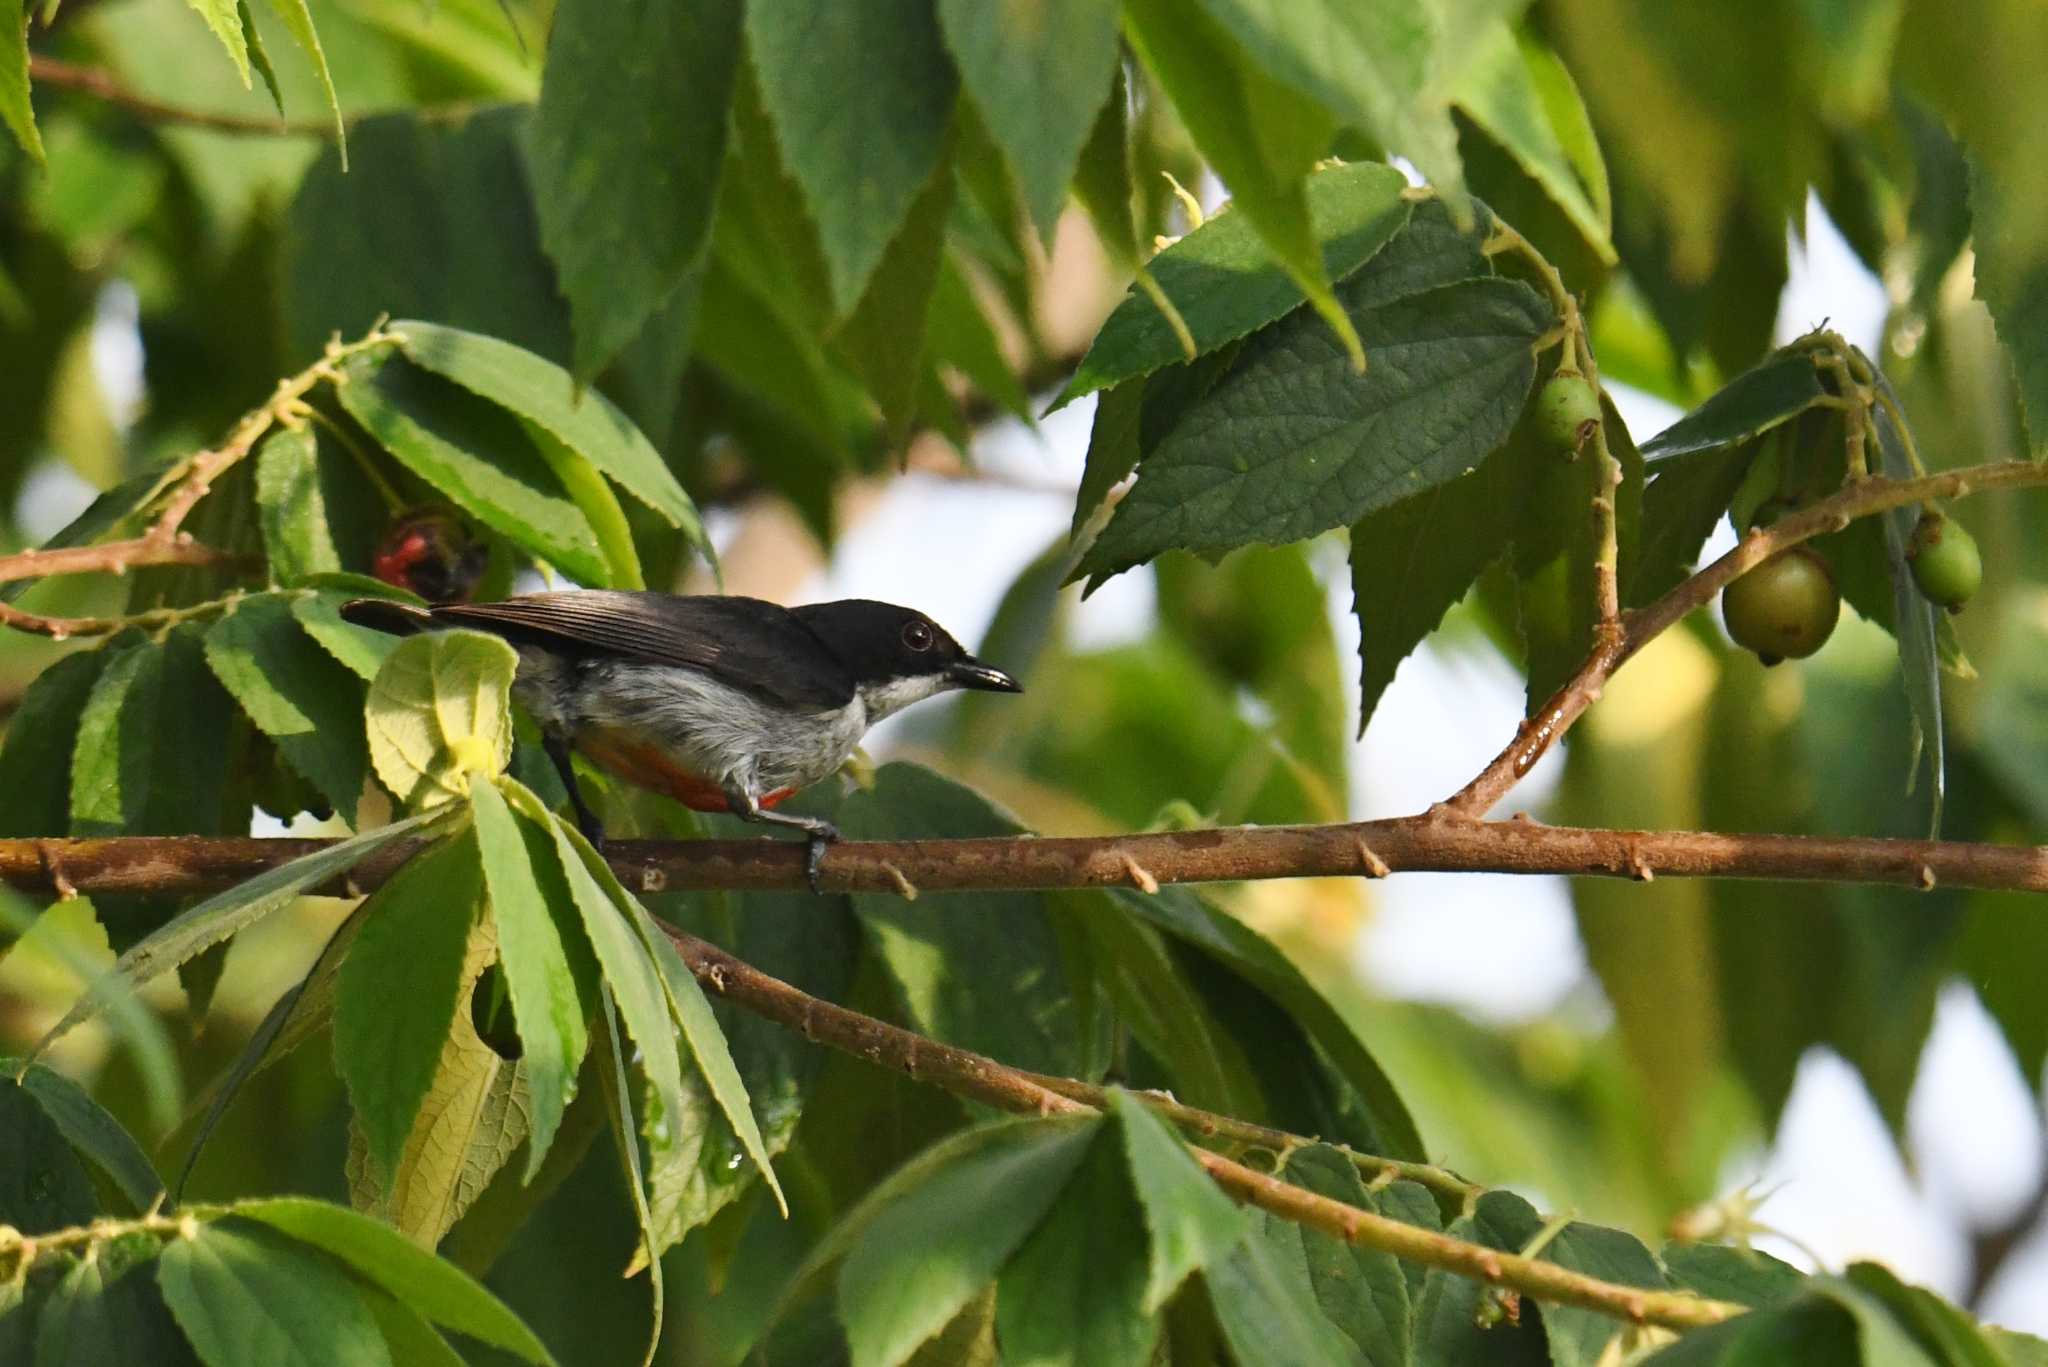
[949,658,1022,693]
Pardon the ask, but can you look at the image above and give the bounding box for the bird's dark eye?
[902,620,934,651]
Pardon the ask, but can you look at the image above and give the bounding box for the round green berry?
[1906,511,1981,612]
[1722,548,1840,664]
[1535,369,1602,452]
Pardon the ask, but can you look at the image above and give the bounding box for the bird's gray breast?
[527,653,869,794]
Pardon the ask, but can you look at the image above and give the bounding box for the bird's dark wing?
[428,592,856,709]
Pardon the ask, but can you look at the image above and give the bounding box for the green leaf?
[364,628,517,810]
[0,1079,99,1235]
[359,1291,465,1367]
[1453,25,1615,264]
[233,1197,555,1364]
[0,649,113,837]
[289,592,397,682]
[240,1,283,114]
[746,0,957,313]
[1072,380,1145,539]
[1220,1146,1410,1366]
[618,881,788,1218]
[158,1221,388,1367]
[994,1122,1158,1367]
[1108,1091,1247,1311]
[15,1062,163,1212]
[1630,445,1750,607]
[936,0,1119,243]
[837,765,1085,1076]
[1635,1299,1862,1365]
[258,0,344,154]
[335,350,607,584]
[926,254,1031,423]
[183,0,254,88]
[526,0,740,378]
[838,1117,1098,1367]
[1348,442,1521,732]
[1866,376,1945,832]
[1079,276,1551,588]
[594,988,664,1363]
[1190,0,1462,203]
[1840,1263,2000,1367]
[1072,64,1139,268]
[285,109,569,367]
[470,781,588,1179]
[1122,0,1362,369]
[204,594,370,820]
[334,832,484,1187]
[1659,1243,1806,1309]
[391,320,708,552]
[32,1236,190,1367]
[31,808,446,1055]
[1,0,44,164]
[1207,1232,1362,1367]
[70,630,234,837]
[254,427,342,584]
[1639,351,1826,461]
[1059,162,1413,408]
[834,142,956,445]
[1968,151,2048,450]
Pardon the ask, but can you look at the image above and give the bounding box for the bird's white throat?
[858,672,955,722]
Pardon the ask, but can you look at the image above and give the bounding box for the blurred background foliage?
[6,0,2048,1356]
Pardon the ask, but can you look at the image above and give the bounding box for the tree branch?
[2,817,2042,903]
[1447,458,2048,815]
[659,920,1742,1330]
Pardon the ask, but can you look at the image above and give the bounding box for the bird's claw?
[804,821,841,895]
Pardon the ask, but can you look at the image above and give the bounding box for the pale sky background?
[41,193,2045,1329]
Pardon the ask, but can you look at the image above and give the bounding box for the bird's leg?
[722,780,840,894]
[544,732,607,849]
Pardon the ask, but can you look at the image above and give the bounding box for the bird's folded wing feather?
[428,592,856,710]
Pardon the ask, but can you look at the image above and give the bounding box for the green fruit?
[1907,510,1981,611]
[1536,369,1602,452]
[1722,548,1840,664]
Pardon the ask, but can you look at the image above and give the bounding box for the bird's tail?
[340,598,437,636]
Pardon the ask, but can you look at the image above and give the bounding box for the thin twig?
[660,922,1742,1330]
[26,55,340,137]
[1447,458,2048,815]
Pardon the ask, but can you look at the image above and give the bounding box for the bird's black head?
[792,599,1020,718]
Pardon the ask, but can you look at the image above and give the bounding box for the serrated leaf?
[254,427,342,584]
[364,629,517,810]
[936,0,1119,243]
[1059,162,1413,408]
[1630,445,1751,607]
[335,350,608,585]
[1969,153,2048,451]
[335,832,484,1188]
[393,320,708,552]
[1639,1299,1863,1365]
[1072,64,1138,268]
[159,1221,386,1367]
[0,1079,99,1234]
[31,809,445,1056]
[1207,1230,1362,1367]
[746,0,957,313]
[258,0,344,155]
[14,1062,163,1213]
[345,911,529,1245]
[838,1117,1098,1367]
[1454,25,1615,264]
[1660,1243,1807,1309]
[834,141,956,446]
[0,650,112,837]
[1108,1090,1245,1312]
[1867,373,1945,831]
[1640,351,1827,461]
[234,1197,554,1364]
[240,0,283,115]
[1079,276,1552,587]
[1123,0,1362,369]
[290,592,397,682]
[470,781,587,1179]
[1072,381,1145,539]
[183,0,253,88]
[994,1122,1157,1367]
[204,594,370,820]
[70,630,234,837]
[1,0,44,165]
[526,0,740,379]
[32,1237,190,1367]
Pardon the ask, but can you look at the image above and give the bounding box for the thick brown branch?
[1448,458,2048,814]
[661,921,1741,1330]
[26,55,339,137]
[2,819,2042,902]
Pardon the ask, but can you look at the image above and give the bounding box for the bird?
[339,591,1022,886]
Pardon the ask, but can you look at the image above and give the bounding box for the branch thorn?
[880,861,918,900]
[1352,837,1391,879]
[1121,853,1159,893]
